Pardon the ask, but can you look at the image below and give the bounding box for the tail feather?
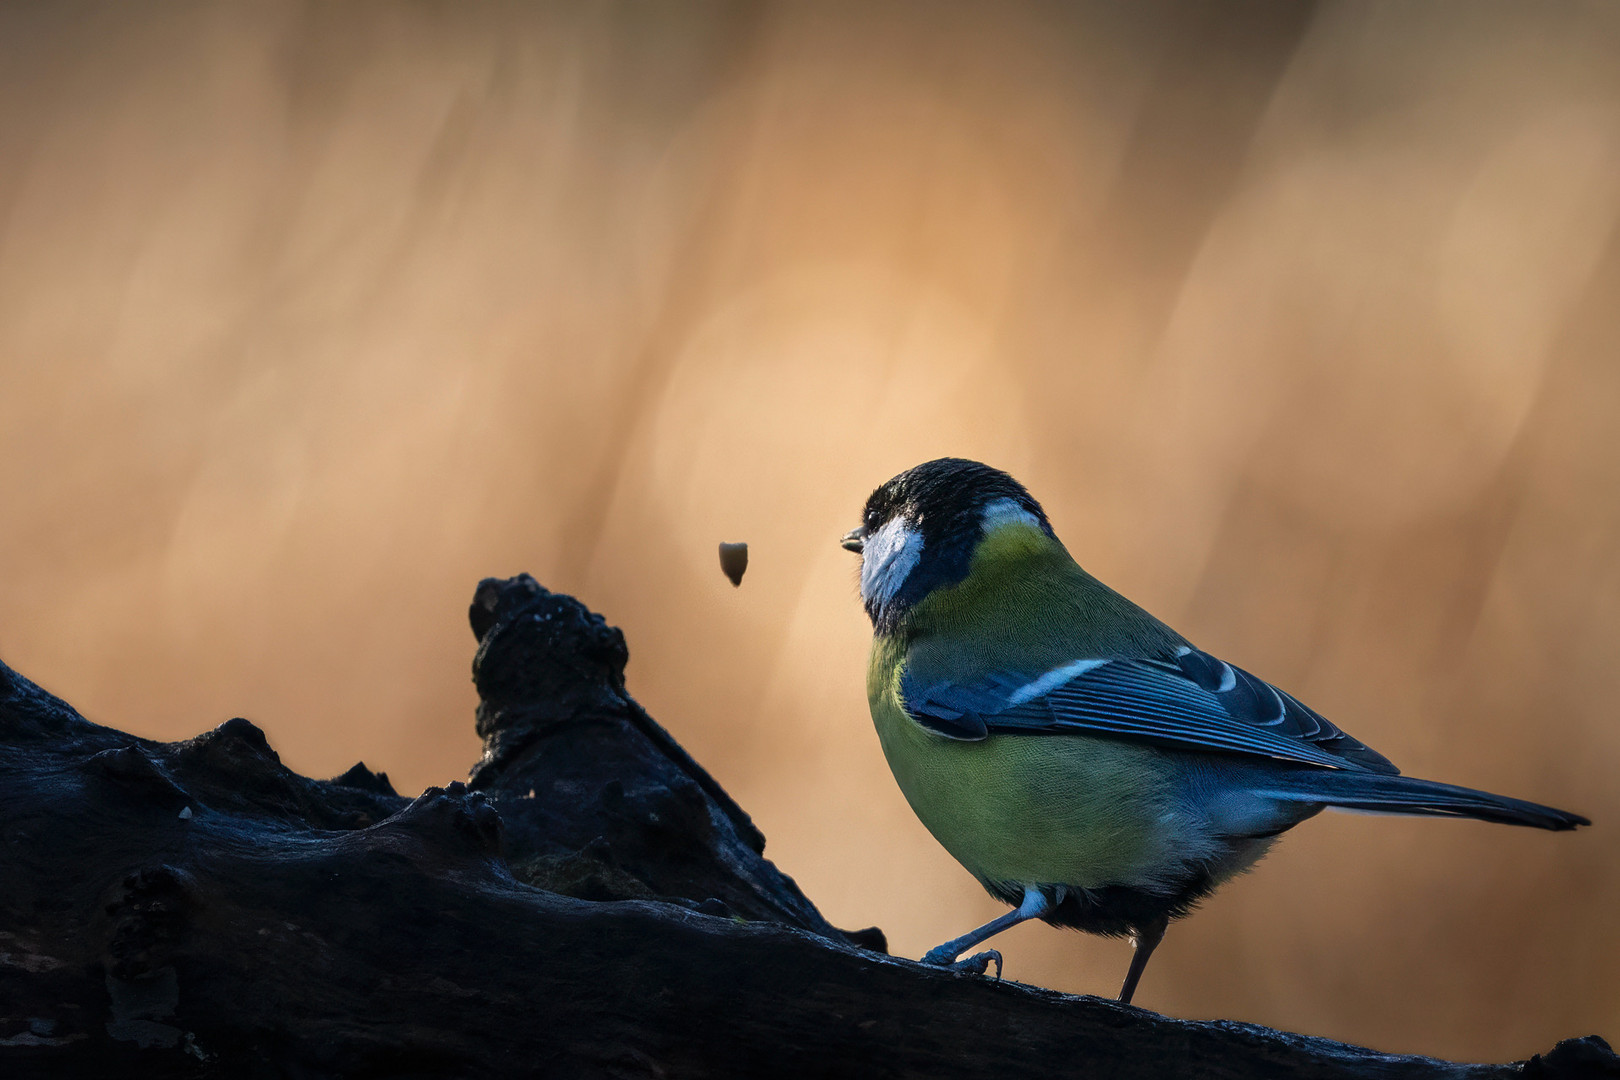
[1260,770,1589,832]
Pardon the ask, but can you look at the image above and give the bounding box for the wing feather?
[900,648,1398,773]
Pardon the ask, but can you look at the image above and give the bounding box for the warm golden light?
[0,1,1615,1058]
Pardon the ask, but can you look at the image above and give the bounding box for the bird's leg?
[1117,915,1169,1005]
[920,887,1053,978]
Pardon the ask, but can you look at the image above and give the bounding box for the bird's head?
[843,458,1055,630]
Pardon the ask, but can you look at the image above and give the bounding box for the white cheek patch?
[860,518,923,607]
[980,497,1040,534]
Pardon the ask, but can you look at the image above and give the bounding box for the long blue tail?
[1258,770,1589,831]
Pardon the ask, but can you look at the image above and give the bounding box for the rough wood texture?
[1,575,1613,1078]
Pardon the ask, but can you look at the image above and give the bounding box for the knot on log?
[82,747,192,812]
[471,573,630,743]
[373,781,506,860]
[104,865,198,982]
[161,716,404,830]
[1526,1037,1618,1078]
[330,760,398,796]
[185,716,278,761]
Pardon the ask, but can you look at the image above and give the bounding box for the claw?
[958,949,1003,978]
[921,947,1003,978]
[917,888,1049,981]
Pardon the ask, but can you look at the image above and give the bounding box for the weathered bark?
[0,575,1613,1079]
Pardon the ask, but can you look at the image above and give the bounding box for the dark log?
[464,574,876,946]
[0,575,1613,1079]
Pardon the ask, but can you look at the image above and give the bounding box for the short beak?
[840,526,866,553]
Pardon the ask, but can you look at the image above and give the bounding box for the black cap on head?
[860,458,1049,540]
[850,458,1054,628]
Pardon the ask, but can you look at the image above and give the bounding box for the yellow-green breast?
[865,522,1192,893]
[869,639,1180,891]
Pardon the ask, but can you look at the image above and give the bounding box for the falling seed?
[719,542,748,587]
[178,806,193,820]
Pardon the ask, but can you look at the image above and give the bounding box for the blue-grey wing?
[900,647,1398,774]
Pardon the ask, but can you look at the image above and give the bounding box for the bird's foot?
[920,946,1003,978]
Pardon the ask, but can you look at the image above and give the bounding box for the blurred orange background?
[1,0,1616,1060]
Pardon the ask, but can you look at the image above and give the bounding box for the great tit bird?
[842,458,1588,1004]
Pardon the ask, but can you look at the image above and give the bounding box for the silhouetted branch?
[0,577,1612,1078]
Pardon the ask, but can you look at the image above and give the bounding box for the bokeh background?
[1,0,1616,1059]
